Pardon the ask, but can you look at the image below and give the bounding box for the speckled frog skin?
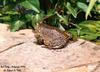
[34,22,71,49]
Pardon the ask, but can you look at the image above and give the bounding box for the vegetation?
[0,0,100,42]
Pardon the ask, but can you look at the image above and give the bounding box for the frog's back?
[39,24,70,48]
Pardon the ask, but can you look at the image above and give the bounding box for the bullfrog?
[34,22,71,49]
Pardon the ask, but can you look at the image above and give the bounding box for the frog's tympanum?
[34,22,71,49]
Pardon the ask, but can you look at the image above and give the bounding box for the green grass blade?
[77,2,88,12]
[66,2,77,18]
[86,0,97,19]
[19,1,40,13]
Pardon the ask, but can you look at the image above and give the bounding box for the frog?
[34,22,72,49]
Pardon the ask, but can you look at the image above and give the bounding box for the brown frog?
[34,22,71,49]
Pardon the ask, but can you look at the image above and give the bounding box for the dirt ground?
[0,23,100,72]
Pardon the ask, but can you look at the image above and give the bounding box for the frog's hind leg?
[41,45,53,50]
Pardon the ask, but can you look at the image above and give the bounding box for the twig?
[0,42,25,54]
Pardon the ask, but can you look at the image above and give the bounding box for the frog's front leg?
[35,35,44,45]
[38,38,44,45]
